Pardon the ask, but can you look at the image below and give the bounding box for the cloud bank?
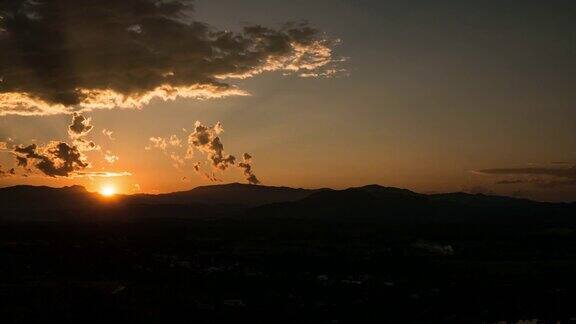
[0,0,339,116]
[476,164,576,188]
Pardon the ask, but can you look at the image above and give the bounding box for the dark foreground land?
[1,183,576,323]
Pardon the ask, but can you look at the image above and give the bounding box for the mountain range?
[1,183,574,223]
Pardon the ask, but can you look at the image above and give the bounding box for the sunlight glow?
[100,185,117,197]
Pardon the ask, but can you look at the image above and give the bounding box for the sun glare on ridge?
[100,185,117,197]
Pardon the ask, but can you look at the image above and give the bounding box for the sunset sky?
[1,0,575,201]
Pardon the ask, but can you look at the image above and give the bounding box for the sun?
[100,185,117,197]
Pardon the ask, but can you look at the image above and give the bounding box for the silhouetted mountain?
[250,185,432,222]
[358,184,423,198]
[0,185,100,211]
[429,191,539,207]
[249,184,575,224]
[0,183,574,224]
[128,182,320,207]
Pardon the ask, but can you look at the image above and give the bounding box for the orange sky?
[1,0,575,202]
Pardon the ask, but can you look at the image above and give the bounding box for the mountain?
[428,192,539,207]
[249,186,433,222]
[249,185,574,224]
[127,182,320,207]
[0,185,101,211]
[0,183,574,223]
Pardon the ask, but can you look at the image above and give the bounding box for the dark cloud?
[238,153,260,185]
[13,142,89,177]
[10,113,128,177]
[477,165,576,188]
[68,112,93,138]
[15,155,27,167]
[66,112,101,152]
[0,0,338,116]
[188,121,236,170]
[186,122,256,183]
[0,164,15,177]
[148,121,259,184]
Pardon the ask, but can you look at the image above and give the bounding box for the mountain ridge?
[0,182,570,205]
[1,183,574,223]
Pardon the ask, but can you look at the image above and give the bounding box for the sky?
[0,0,575,202]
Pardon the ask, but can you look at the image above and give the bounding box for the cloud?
[102,129,115,141]
[170,153,184,169]
[238,153,260,185]
[104,151,119,164]
[495,179,525,185]
[65,112,101,152]
[145,134,181,151]
[68,113,94,139]
[184,121,260,184]
[476,164,576,188]
[0,141,8,150]
[188,121,235,170]
[147,121,259,184]
[74,171,132,178]
[191,161,220,182]
[15,155,27,167]
[0,164,15,177]
[13,142,89,177]
[0,0,339,116]
[145,136,168,150]
[169,135,181,147]
[73,138,100,152]
[10,113,128,177]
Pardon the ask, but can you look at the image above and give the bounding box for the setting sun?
[100,185,117,197]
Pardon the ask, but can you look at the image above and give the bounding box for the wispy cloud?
[74,171,132,178]
[476,164,576,188]
[104,151,120,165]
[102,129,115,141]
